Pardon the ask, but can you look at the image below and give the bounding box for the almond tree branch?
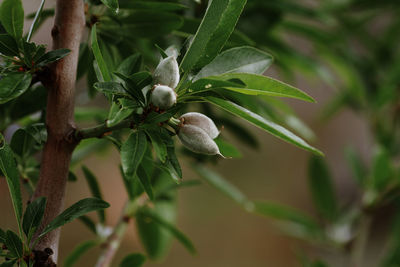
[32,0,85,264]
[74,118,134,141]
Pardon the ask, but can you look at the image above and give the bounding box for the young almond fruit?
[150,85,177,110]
[178,124,223,156]
[153,56,180,89]
[180,112,220,139]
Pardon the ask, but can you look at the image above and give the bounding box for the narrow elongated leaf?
[91,24,112,82]
[22,197,46,240]
[36,48,70,67]
[139,207,196,254]
[82,166,105,223]
[371,146,393,191]
[39,198,110,238]
[120,253,146,267]
[195,46,272,80]
[137,165,154,200]
[345,147,366,187]
[101,0,119,12]
[94,81,126,96]
[78,216,97,234]
[193,164,249,207]
[308,156,338,221]
[0,0,24,39]
[180,0,247,73]
[121,131,147,179]
[116,53,142,77]
[205,97,322,155]
[0,135,23,228]
[208,73,315,102]
[145,129,167,163]
[0,73,32,104]
[64,240,98,267]
[5,230,23,258]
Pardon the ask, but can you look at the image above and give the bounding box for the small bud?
[150,85,177,110]
[180,112,219,139]
[178,124,223,156]
[153,56,180,89]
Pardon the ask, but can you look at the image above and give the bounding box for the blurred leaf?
[371,146,393,191]
[139,207,195,254]
[121,131,147,179]
[308,155,338,221]
[381,206,400,267]
[5,230,23,258]
[345,146,367,187]
[82,165,105,224]
[39,198,110,238]
[120,253,146,267]
[120,1,186,11]
[180,0,247,73]
[0,134,23,229]
[0,0,24,39]
[91,24,112,82]
[0,73,32,104]
[22,197,46,242]
[206,97,322,155]
[218,117,259,148]
[214,137,242,158]
[195,46,273,80]
[64,240,99,267]
[94,81,126,96]
[0,228,5,243]
[0,34,19,56]
[78,215,97,234]
[116,53,142,77]
[101,0,119,12]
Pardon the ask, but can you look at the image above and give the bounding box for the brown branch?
[32,0,85,264]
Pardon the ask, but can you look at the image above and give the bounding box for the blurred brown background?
[0,0,372,266]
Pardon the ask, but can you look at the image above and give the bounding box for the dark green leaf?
[91,24,112,82]
[180,0,247,73]
[115,53,142,77]
[10,128,36,159]
[0,0,24,39]
[345,147,366,187]
[64,240,98,267]
[78,215,97,234]
[308,156,338,221]
[0,134,23,228]
[195,46,273,80]
[120,1,186,11]
[0,260,16,267]
[0,34,19,56]
[106,98,137,128]
[0,73,32,104]
[5,230,23,258]
[205,97,322,155]
[136,165,154,201]
[145,129,167,163]
[120,253,146,267]
[82,166,105,224]
[94,81,126,96]
[121,131,147,179]
[0,228,5,243]
[22,197,46,241]
[371,146,393,191]
[36,48,70,67]
[214,138,242,158]
[101,0,119,12]
[39,198,110,238]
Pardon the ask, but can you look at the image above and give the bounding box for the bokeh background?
[0,0,378,266]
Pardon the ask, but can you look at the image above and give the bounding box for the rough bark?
[33,0,85,263]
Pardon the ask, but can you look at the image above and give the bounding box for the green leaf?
[10,128,36,159]
[120,1,186,11]
[0,260,16,267]
[308,156,338,221]
[137,165,154,201]
[214,137,242,158]
[0,34,19,56]
[101,0,119,12]
[78,215,97,234]
[195,46,273,80]
[82,166,105,224]
[139,207,196,255]
[145,129,167,163]
[91,24,112,82]
[94,81,126,96]
[106,99,137,127]
[0,73,32,104]
[180,0,247,73]
[208,73,315,102]
[39,198,110,238]
[22,197,46,241]
[36,48,70,67]
[5,230,23,258]
[0,228,5,243]
[121,131,147,179]
[371,146,393,191]
[345,147,366,187]
[120,253,146,267]
[205,97,322,155]
[0,0,24,39]
[116,53,142,77]
[64,240,98,267]
[193,164,250,207]
[0,135,23,230]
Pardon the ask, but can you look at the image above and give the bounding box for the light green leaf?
[180,0,247,73]
[0,0,24,39]
[195,46,273,80]
[0,135,23,230]
[121,131,147,179]
[0,73,32,104]
[90,24,112,82]
[120,253,146,267]
[64,240,99,267]
[308,156,338,221]
[82,166,105,224]
[39,198,110,238]
[205,97,322,155]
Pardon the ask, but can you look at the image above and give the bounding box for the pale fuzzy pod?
[180,112,219,139]
[178,124,223,156]
[150,85,177,109]
[164,46,179,59]
[153,56,180,89]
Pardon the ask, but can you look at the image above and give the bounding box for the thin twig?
[27,0,46,42]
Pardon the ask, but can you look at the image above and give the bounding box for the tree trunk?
[32,0,85,264]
